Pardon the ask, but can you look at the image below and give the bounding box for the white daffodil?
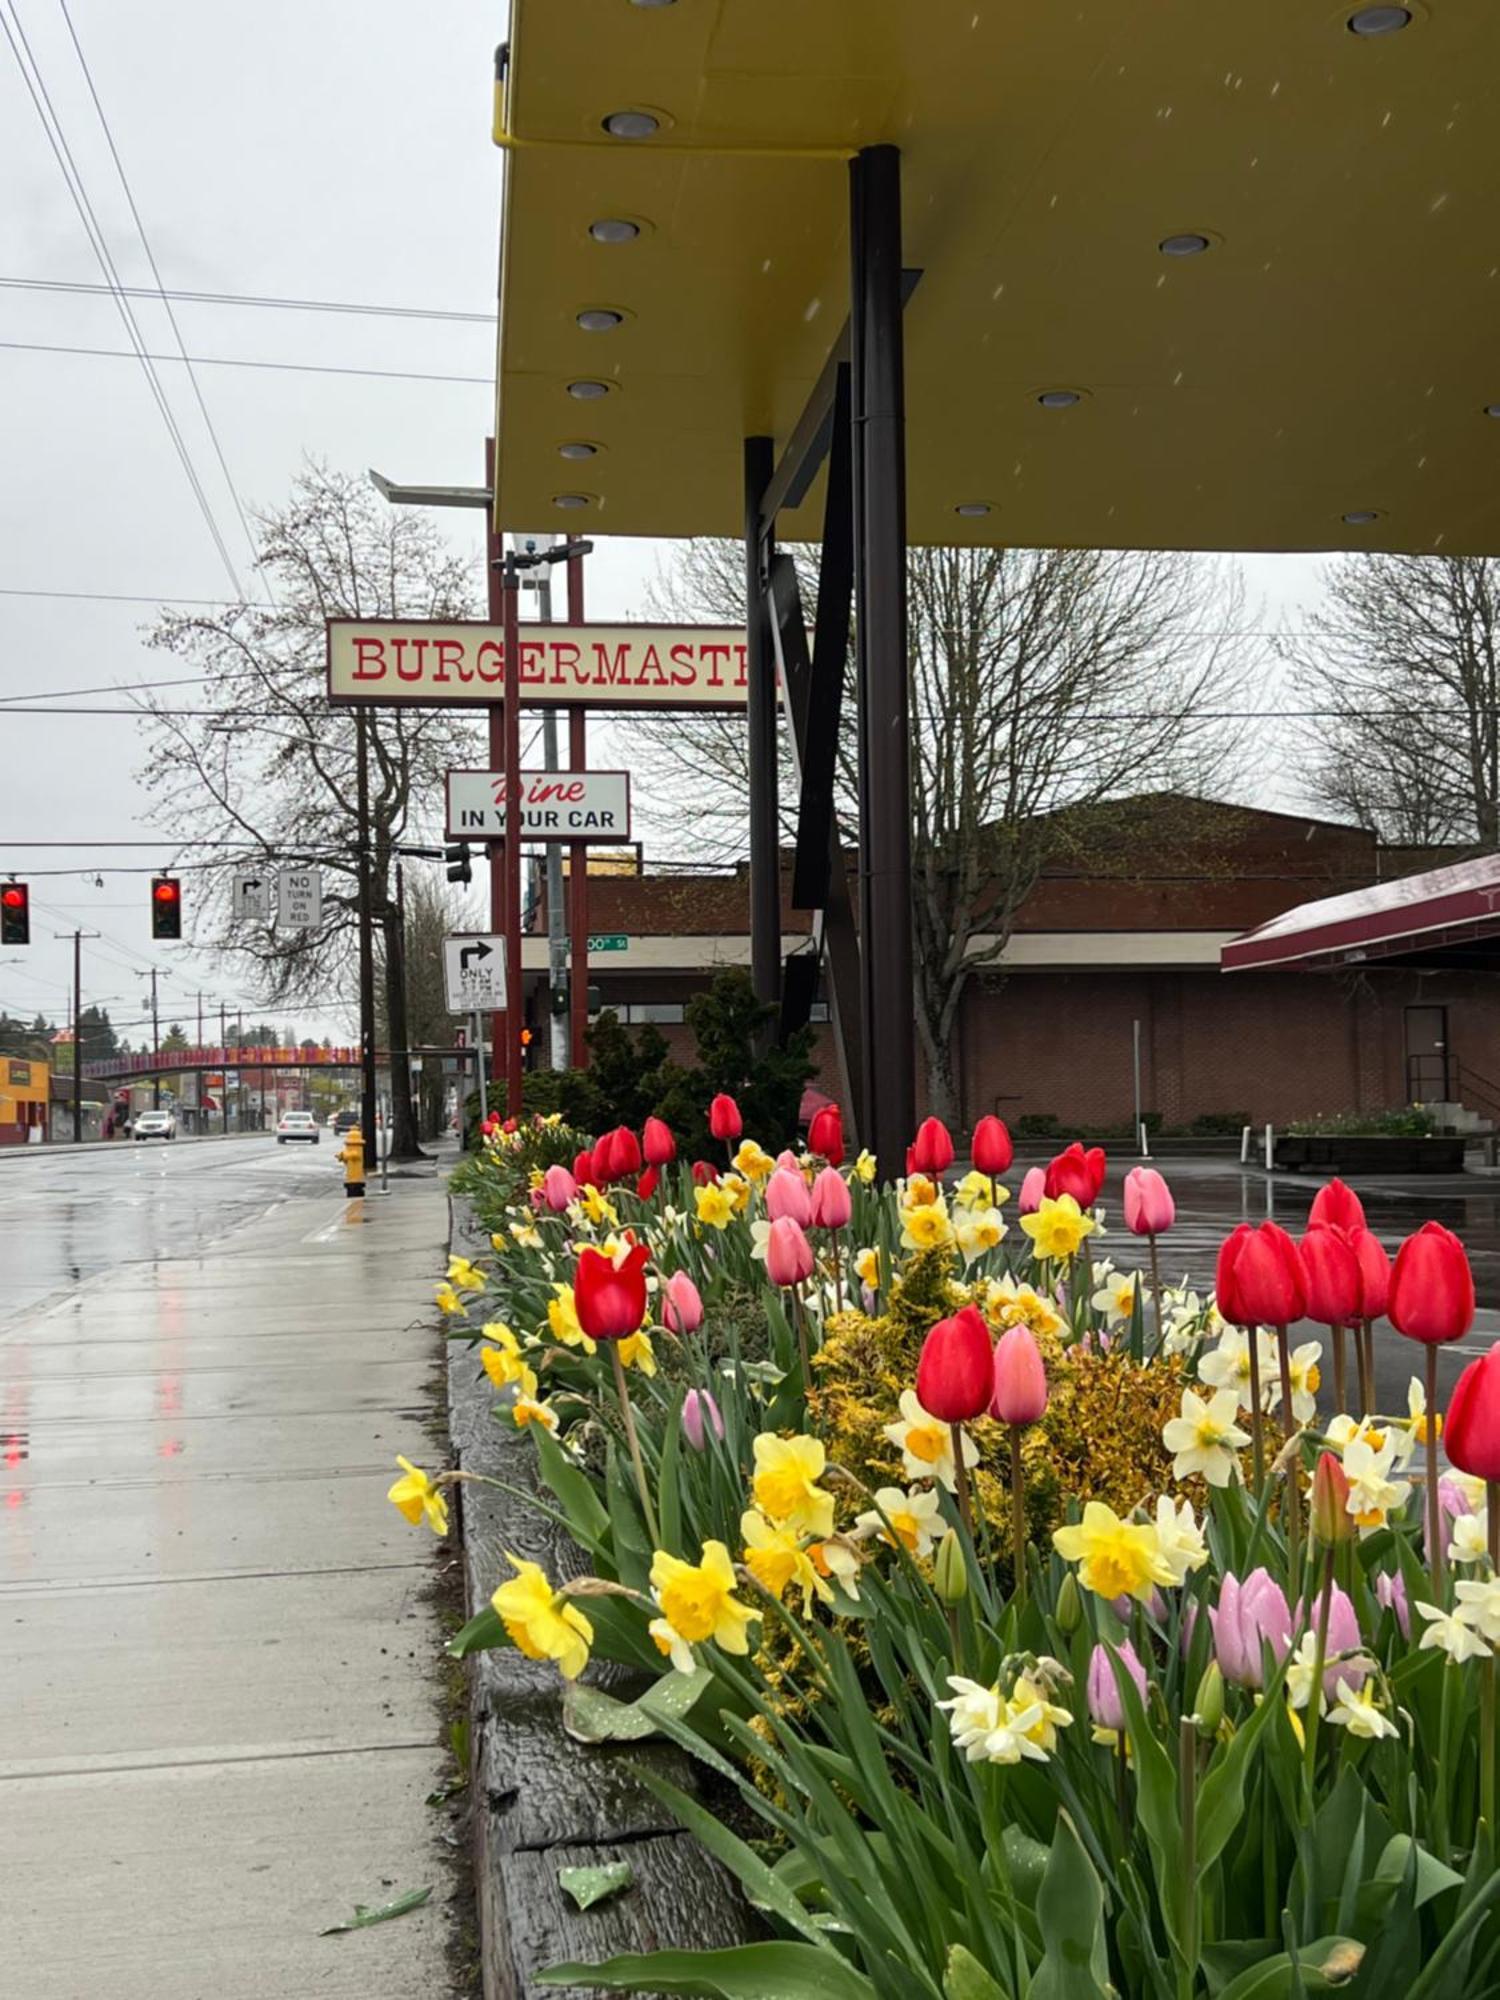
[1285,1631,1326,1714]
[882,1387,978,1494]
[1342,1436,1410,1533]
[1416,1600,1491,1665]
[1161,1386,1250,1487]
[853,1485,944,1559]
[1286,1341,1323,1423]
[1198,1327,1281,1414]
[1327,1678,1399,1741]
[1153,1494,1210,1584]
[1450,1510,1490,1567]
[955,1207,1008,1262]
[1092,1270,1142,1325]
[1454,1578,1500,1645]
[937,1678,1051,1766]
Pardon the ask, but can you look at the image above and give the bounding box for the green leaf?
[1106,1648,1185,1961]
[447,1604,512,1657]
[534,1423,610,1551]
[943,1943,1005,1999]
[1196,1643,1293,1875]
[538,1943,877,1998]
[558,1861,634,1911]
[319,1885,432,1934]
[605,1441,653,1592]
[658,1393,684,1556]
[1029,1810,1111,2000]
[1000,1825,1050,1908]
[1371,1834,1463,1912]
[1405,1868,1500,1999]
[562,1666,713,1744]
[1215,1938,1364,2000]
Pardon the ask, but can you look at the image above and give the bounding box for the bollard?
[336,1127,366,1198]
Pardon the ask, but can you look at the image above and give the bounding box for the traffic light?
[151,875,182,940]
[0,881,28,945]
[445,841,473,886]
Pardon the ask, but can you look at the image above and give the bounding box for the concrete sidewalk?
[0,1177,455,1997]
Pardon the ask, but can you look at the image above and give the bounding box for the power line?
[0,337,491,387]
[0,675,220,705]
[0,587,276,607]
[0,274,494,324]
[0,4,243,593]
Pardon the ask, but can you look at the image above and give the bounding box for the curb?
[446,1195,753,2000]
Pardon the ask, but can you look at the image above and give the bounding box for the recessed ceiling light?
[604,110,659,139]
[567,380,611,400]
[558,442,599,460]
[1159,232,1212,257]
[1038,389,1082,409]
[1485,403,1500,418]
[1347,5,1412,33]
[628,0,677,8]
[577,308,624,332]
[553,494,594,510]
[955,502,992,518]
[1342,509,1381,525]
[589,218,641,243]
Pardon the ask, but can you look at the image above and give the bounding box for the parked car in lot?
[276,1110,320,1145]
[133,1110,176,1142]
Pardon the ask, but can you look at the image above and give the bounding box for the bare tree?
[137,463,482,1158]
[634,539,1252,1121]
[1293,554,1500,847]
[380,868,479,1139]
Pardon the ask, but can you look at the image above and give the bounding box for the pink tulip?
[1294,1584,1368,1697]
[766,1166,813,1227]
[990,1324,1048,1425]
[1018,1166,1046,1215]
[1375,1570,1410,1639]
[810,1165,852,1230]
[541,1164,577,1214]
[775,1149,802,1173]
[766,1216,815,1288]
[1210,1568,1292,1689]
[1123,1166,1174,1237]
[1087,1640,1148,1731]
[663,1270,703,1336]
[1440,1475,1476,1523]
[681,1387,724,1450]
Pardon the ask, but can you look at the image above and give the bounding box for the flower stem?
[791,1287,813,1394]
[952,1421,975,1538]
[1485,1484,1499,1840]
[610,1342,660,1548]
[1427,1343,1444,1605]
[1246,1325,1267,1492]
[1179,1715,1200,1978]
[1007,1424,1026,1602]
[1303,1549,1335,1785]
[1357,1318,1374,1413]
[1331,1323,1347,1414]
[1275,1324,1301,1579]
[1148,1233,1163,1356]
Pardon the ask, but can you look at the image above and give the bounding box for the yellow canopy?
[495,1,1500,555]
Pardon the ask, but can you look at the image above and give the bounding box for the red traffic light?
[151,875,182,940]
[1,886,24,907]
[1,881,28,944]
[153,880,179,903]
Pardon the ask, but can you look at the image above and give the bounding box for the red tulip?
[1298,1225,1361,1327]
[1309,1177,1366,1234]
[1122,1166,1174,1237]
[808,1104,844,1166]
[635,1165,660,1202]
[1388,1221,1475,1345]
[709,1094,742,1142]
[572,1148,595,1186]
[642,1116,676,1167]
[911,1117,955,1176]
[971,1114,1013,1177]
[991,1323,1048,1425]
[1445,1343,1500,1480]
[1217,1221,1305,1326]
[574,1242,650,1341]
[810,1165,852,1230]
[765,1216,815,1288]
[766,1166,813,1227]
[588,1139,613,1185]
[916,1306,994,1422]
[1348,1227,1391,1321]
[607,1126,642,1179]
[1045,1142,1106,1207]
[690,1159,718,1186]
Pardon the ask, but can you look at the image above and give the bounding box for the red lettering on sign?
[475,640,505,684]
[352,638,386,681]
[433,638,464,684]
[393,637,426,683]
[636,642,667,687]
[732,642,749,687]
[669,642,696,686]
[701,643,730,688]
[547,640,580,685]
[518,639,546,685]
[592,641,631,686]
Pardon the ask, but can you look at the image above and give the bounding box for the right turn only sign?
[443,934,507,1015]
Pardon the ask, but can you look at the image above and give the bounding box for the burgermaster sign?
[326,619,748,711]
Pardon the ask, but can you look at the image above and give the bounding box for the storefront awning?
[1222,854,1500,973]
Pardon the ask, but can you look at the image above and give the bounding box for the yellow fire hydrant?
[335,1126,366,1197]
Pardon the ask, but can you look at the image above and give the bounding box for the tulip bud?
[1349,1226,1391,1321]
[933,1527,968,1605]
[1193,1661,1225,1737]
[1311,1449,1352,1544]
[810,1165,852,1231]
[1122,1165,1174,1238]
[915,1306,994,1422]
[1309,1176,1366,1234]
[1045,1141,1107,1207]
[573,1148,595,1186]
[1389,1221,1475,1345]
[970,1114,1013,1177]
[1299,1224,1361,1328]
[991,1323,1048,1426]
[766,1166,813,1227]
[541,1163,577,1213]
[1018,1166,1046,1215]
[642,1116,676,1167]
[708,1093,742,1142]
[1217,1220,1305,1327]
[662,1269,704,1336]
[910,1117,955,1177]
[681,1386,724,1451]
[1087,1640,1146,1731]
[765,1216,815,1289]
[635,1165,660,1202]
[1055,1569,1082,1635]
[807,1103,844,1166]
[1444,1341,1500,1480]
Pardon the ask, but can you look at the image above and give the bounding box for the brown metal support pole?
[484,439,507,1101]
[745,435,779,1038]
[355,710,379,1154]
[503,556,525,1117]
[72,929,82,1143]
[851,145,914,1179]
[567,542,590,1069]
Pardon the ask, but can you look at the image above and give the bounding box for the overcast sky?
[0,1,1327,1049]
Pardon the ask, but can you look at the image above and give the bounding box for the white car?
[276,1110,320,1145]
[133,1110,176,1142]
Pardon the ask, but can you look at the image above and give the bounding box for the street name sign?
[588,933,629,953]
[326,620,748,711]
[445,769,631,843]
[277,866,323,929]
[232,871,270,922]
[443,934,507,1015]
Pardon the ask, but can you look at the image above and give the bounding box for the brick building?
[523,796,1500,1131]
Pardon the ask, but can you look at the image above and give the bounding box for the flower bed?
[394,1111,1500,1998]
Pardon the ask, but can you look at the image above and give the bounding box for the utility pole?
[534,550,569,1071]
[354,712,379,1154]
[219,1001,229,1135]
[149,968,162,1109]
[567,538,590,1071]
[56,929,99,1142]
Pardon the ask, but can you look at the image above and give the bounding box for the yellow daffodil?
[740,1509,822,1610]
[480,1344,539,1399]
[694,1183,735,1230]
[1052,1501,1173,1603]
[902,1173,939,1211]
[956,1207,1007,1262]
[1161,1387,1250,1488]
[434,1283,468,1317]
[481,1321,518,1354]
[854,1484,943,1558]
[579,1183,617,1227]
[853,1149,877,1184]
[855,1245,881,1290]
[939,1679,1053,1766]
[511,1392,559,1434]
[723,1172,752,1212]
[809,1535,862,1602]
[986,1279,1065,1341]
[617,1330,657,1376]
[447,1256,487,1294]
[733,1140,775,1183]
[883,1386,978,1494]
[751,1432,835,1538]
[547,1283,596,1355]
[952,1169,994,1210]
[387,1456,448,1535]
[649,1540,758,1672]
[1406,1375,1441,1448]
[1341,1436,1409,1532]
[1020,1194,1096,1263]
[492,1553,593,1680]
[901,1199,955,1252]
[1011,1671,1074,1754]
[509,1219,543,1250]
